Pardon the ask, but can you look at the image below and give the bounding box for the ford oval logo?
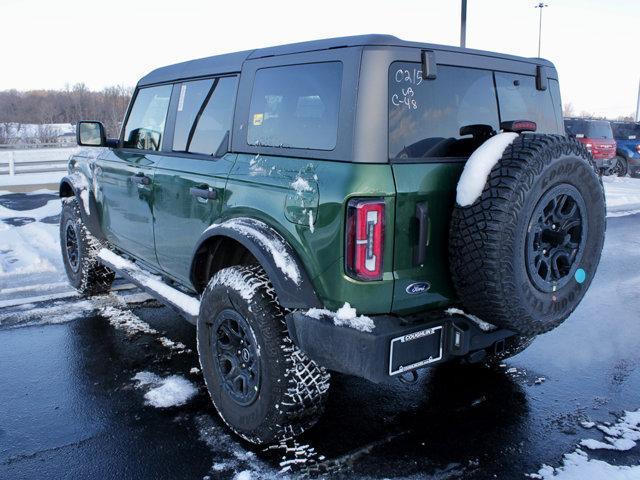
[406,282,430,295]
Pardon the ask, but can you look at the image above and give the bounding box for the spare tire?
[449,134,606,335]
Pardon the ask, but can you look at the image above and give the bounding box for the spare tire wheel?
[449,134,606,336]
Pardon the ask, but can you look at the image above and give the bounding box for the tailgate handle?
[413,201,429,266]
[190,186,217,200]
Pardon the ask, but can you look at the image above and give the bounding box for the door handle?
[130,173,151,186]
[190,186,218,200]
[413,201,429,266]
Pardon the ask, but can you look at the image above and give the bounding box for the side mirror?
[77,121,106,147]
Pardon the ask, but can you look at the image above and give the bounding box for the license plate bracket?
[389,325,443,376]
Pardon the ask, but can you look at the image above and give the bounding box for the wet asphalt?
[1,194,640,479]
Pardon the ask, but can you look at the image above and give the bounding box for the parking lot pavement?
[1,194,640,479]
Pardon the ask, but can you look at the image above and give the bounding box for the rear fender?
[191,217,322,309]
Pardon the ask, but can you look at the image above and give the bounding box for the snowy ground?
[1,179,640,479]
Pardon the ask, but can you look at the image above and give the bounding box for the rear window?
[247,62,342,151]
[611,122,640,139]
[495,73,560,134]
[565,119,613,139]
[389,64,500,159]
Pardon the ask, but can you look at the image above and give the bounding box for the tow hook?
[398,370,419,384]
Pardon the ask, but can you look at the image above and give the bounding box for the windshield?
[611,122,640,139]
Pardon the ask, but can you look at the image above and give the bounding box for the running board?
[97,248,200,324]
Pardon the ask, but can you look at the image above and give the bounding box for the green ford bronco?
[60,35,605,444]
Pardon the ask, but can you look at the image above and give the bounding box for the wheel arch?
[190,217,322,310]
[59,174,106,241]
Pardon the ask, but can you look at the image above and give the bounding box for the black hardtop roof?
[138,34,556,87]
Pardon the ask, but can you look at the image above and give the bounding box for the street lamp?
[461,0,467,48]
[535,2,548,58]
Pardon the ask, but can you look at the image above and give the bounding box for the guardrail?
[0,146,77,176]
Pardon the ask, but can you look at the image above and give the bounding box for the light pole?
[636,79,640,122]
[460,0,467,48]
[535,2,548,58]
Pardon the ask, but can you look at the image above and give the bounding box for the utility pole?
[460,0,467,48]
[535,2,548,58]
[636,78,640,122]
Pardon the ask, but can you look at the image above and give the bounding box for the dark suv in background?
[564,118,616,174]
[610,121,640,177]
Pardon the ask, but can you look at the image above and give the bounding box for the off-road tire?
[59,197,114,295]
[197,265,330,444]
[449,134,606,336]
[611,156,628,177]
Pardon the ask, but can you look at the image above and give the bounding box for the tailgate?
[391,162,463,314]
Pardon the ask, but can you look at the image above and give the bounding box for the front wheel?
[197,265,330,444]
[59,197,114,295]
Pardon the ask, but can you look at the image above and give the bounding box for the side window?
[247,62,342,151]
[495,73,559,134]
[172,76,238,156]
[389,64,500,159]
[123,85,172,150]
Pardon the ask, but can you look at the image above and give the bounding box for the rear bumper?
[286,310,515,383]
[593,157,615,169]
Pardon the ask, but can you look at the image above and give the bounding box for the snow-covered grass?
[306,302,375,332]
[132,371,198,408]
[456,132,519,206]
[529,409,640,479]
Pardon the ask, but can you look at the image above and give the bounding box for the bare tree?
[562,102,575,117]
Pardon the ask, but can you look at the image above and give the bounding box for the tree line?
[0,84,132,144]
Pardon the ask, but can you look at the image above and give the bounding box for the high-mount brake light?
[345,199,385,281]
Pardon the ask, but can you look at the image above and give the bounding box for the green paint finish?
[153,153,236,284]
[390,162,464,315]
[225,154,396,313]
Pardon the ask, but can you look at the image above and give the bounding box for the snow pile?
[603,176,640,217]
[208,218,301,284]
[291,176,312,194]
[68,172,91,215]
[132,371,198,408]
[445,307,497,332]
[98,248,200,317]
[456,132,519,206]
[529,409,640,479]
[306,302,375,332]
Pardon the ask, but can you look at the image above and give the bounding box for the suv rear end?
[611,121,640,177]
[564,118,617,172]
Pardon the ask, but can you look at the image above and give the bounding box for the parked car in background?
[610,121,640,177]
[564,118,617,174]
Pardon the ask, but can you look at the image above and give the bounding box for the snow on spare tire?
[449,133,606,336]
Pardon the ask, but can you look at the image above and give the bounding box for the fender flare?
[59,173,106,241]
[191,217,322,310]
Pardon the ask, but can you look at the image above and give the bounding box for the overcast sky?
[1,0,638,118]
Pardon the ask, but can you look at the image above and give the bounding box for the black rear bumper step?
[286,310,515,383]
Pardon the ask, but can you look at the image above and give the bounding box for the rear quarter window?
[389,63,500,160]
[247,62,342,151]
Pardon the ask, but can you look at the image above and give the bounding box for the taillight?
[345,198,385,281]
[636,144,640,154]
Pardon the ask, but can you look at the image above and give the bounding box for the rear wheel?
[197,265,330,444]
[59,197,114,295]
[611,156,628,177]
